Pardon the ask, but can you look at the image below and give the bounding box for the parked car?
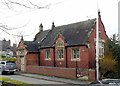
[0,60,17,74]
[89,79,120,86]
[102,79,120,86]
[89,80,104,86]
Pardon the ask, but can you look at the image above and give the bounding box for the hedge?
[0,57,16,62]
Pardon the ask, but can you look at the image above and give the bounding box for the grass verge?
[0,76,29,86]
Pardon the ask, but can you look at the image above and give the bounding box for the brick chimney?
[39,23,43,32]
[21,35,24,41]
[113,34,116,43]
[98,9,101,18]
[51,22,55,29]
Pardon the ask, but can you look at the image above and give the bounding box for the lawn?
[0,76,29,86]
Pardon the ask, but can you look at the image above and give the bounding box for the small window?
[72,48,80,60]
[57,49,64,60]
[56,39,64,48]
[1,62,5,64]
[45,49,50,60]
[18,49,25,56]
[99,42,105,57]
[0,61,5,66]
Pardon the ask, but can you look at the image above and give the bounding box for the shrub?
[0,57,16,62]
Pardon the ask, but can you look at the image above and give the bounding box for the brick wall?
[16,56,21,70]
[54,34,67,67]
[67,46,89,69]
[26,53,38,66]
[26,65,95,81]
[40,48,55,67]
[26,65,77,79]
[16,41,27,71]
[40,46,89,69]
[88,69,96,81]
[88,17,108,68]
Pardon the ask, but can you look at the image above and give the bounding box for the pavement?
[17,72,91,85]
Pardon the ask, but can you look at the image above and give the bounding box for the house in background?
[16,12,108,81]
[0,39,17,58]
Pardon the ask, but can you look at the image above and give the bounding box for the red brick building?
[16,12,108,81]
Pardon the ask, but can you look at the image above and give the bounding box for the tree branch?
[7,0,31,9]
[6,0,50,9]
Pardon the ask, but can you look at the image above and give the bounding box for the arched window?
[56,38,64,60]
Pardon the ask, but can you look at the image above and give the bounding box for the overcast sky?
[0,0,119,45]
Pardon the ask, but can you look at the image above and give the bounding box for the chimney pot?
[39,23,43,32]
[52,22,55,29]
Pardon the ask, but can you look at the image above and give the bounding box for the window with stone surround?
[17,49,25,56]
[71,48,80,61]
[57,49,64,60]
[45,49,50,60]
[56,37,64,60]
[94,38,105,58]
[99,41,105,57]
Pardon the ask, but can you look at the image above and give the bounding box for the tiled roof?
[23,30,50,52]
[34,30,50,43]
[40,19,96,48]
[23,18,96,51]
[24,41,38,52]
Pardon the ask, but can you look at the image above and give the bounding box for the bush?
[0,57,16,62]
[1,55,6,58]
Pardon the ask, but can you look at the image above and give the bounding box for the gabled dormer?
[55,33,65,60]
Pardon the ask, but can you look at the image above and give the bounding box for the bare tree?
[0,0,66,44]
[0,0,50,32]
[2,0,51,10]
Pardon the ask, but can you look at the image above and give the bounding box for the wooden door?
[20,56,24,71]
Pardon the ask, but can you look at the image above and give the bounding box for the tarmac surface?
[17,71,90,85]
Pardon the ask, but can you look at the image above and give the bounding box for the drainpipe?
[76,60,77,78]
[38,46,40,66]
[53,47,56,67]
[65,47,67,68]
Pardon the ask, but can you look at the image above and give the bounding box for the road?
[1,73,89,86]
[2,74,65,84]
[2,74,119,86]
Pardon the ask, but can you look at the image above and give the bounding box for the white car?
[0,60,17,74]
[90,79,120,86]
[102,79,120,86]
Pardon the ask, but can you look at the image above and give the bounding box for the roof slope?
[23,30,50,52]
[24,41,38,52]
[34,30,50,43]
[41,19,96,48]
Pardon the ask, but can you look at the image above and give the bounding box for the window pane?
[72,48,80,60]
[45,50,50,59]
[99,41,105,57]
[57,49,64,59]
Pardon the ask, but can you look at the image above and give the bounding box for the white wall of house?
[0,51,13,57]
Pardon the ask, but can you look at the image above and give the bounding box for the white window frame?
[45,49,51,60]
[99,41,105,57]
[57,49,64,60]
[94,38,105,57]
[18,49,25,56]
[71,48,80,61]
